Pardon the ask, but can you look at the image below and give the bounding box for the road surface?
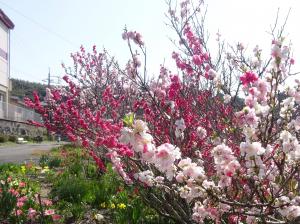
[0,142,62,164]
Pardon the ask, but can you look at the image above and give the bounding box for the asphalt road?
[0,142,62,164]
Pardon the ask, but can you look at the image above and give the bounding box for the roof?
[0,9,14,29]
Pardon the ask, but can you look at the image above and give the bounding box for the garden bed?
[0,144,174,223]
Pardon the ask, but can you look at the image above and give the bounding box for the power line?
[42,68,61,87]
[0,0,79,48]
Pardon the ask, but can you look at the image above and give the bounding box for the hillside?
[10,78,47,100]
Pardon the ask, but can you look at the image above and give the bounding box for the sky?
[0,0,299,84]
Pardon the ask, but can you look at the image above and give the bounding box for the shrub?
[92,165,121,205]
[51,177,91,203]
[47,157,62,168]
[67,161,84,176]
[39,154,50,167]
[55,201,85,222]
[0,164,21,177]
[8,135,17,142]
[0,135,8,143]
[23,135,32,141]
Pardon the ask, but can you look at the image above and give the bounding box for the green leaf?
[123,113,135,127]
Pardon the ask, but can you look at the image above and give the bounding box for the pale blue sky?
[0,0,299,83]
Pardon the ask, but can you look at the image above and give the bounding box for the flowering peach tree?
[26,0,300,223]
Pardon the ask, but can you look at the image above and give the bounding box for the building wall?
[0,20,9,89]
[0,20,10,121]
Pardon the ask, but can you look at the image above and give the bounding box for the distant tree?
[10,78,47,100]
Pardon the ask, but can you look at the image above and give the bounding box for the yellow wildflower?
[110,203,115,209]
[100,202,106,208]
[41,166,50,173]
[117,203,126,209]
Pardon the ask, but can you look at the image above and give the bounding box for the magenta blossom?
[240,71,258,86]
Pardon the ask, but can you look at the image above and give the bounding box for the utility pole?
[46,68,51,140]
[42,67,61,87]
[48,67,51,87]
[42,67,61,141]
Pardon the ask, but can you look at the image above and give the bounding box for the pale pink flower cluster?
[109,151,132,184]
[271,40,290,60]
[149,66,171,100]
[121,120,243,222]
[192,202,218,223]
[120,120,181,182]
[134,170,155,186]
[211,144,240,187]
[196,126,207,139]
[207,68,218,80]
[154,143,181,180]
[122,30,144,46]
[277,196,300,220]
[280,130,300,161]
[176,158,207,202]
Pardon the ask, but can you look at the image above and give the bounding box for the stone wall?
[0,118,45,137]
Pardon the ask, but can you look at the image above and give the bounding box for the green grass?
[0,141,18,147]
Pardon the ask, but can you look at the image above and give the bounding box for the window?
[0,48,7,60]
[0,93,4,101]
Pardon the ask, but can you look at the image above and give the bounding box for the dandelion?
[117,203,126,209]
[110,203,116,209]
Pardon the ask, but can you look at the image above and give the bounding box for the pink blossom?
[28,208,37,219]
[207,69,218,80]
[16,209,23,216]
[295,92,300,104]
[9,188,19,196]
[18,196,27,202]
[17,201,24,208]
[240,71,258,86]
[244,107,259,127]
[44,209,55,216]
[154,143,181,177]
[52,214,61,221]
[290,58,295,65]
[245,96,256,108]
[19,182,26,188]
[42,199,53,206]
[192,55,202,66]
[271,44,281,58]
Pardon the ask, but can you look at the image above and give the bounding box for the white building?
[0,9,14,118]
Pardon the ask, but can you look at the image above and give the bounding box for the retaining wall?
[0,118,45,137]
